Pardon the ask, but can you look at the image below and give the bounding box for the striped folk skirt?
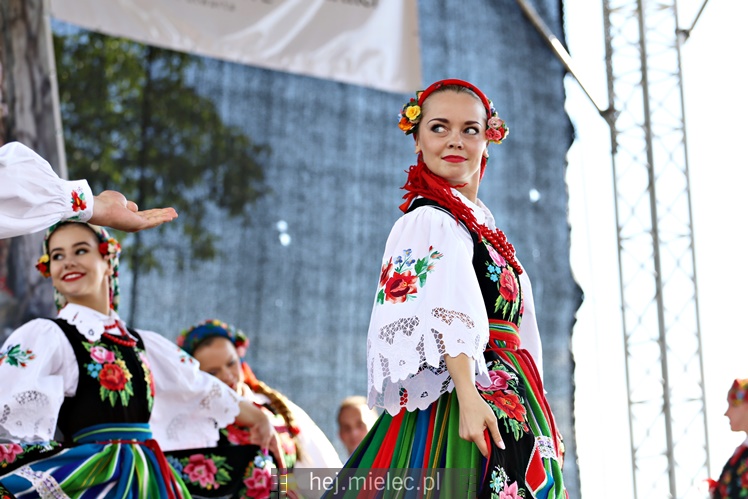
[324,323,566,498]
[0,423,190,499]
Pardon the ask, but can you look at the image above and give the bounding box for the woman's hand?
[237,399,276,448]
[90,190,177,232]
[457,389,503,458]
[445,353,504,457]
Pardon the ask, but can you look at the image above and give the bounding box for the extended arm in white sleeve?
[0,142,93,239]
[139,330,242,451]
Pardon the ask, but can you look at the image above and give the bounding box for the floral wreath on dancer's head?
[728,378,748,407]
[177,318,250,358]
[35,222,122,311]
[398,79,509,146]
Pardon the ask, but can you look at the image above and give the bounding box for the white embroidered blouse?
[0,142,93,239]
[367,191,543,416]
[0,304,241,451]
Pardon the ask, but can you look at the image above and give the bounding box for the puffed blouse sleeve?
[138,330,242,451]
[517,269,544,381]
[0,142,93,239]
[367,206,491,415]
[0,319,77,442]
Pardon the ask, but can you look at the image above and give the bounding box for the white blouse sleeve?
[140,330,242,451]
[518,269,544,381]
[367,206,490,415]
[0,142,93,239]
[0,319,77,442]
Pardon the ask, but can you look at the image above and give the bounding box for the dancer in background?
[708,378,748,498]
[325,79,566,498]
[336,396,378,458]
[178,319,342,498]
[0,141,177,239]
[0,222,274,498]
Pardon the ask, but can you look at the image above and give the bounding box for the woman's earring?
[415,144,421,154]
[483,149,490,159]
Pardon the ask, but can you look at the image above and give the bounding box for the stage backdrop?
[52,0,580,495]
[50,0,421,93]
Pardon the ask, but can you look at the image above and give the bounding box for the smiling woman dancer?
[324,79,567,498]
[0,222,275,498]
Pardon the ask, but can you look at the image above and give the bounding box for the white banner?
[50,0,421,93]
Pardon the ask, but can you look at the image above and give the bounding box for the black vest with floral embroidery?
[53,318,154,441]
[407,198,524,326]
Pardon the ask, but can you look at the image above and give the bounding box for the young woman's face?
[725,401,748,433]
[48,224,111,308]
[415,91,488,192]
[193,337,245,391]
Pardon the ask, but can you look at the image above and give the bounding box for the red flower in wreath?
[491,392,526,422]
[384,271,418,304]
[499,268,519,302]
[379,257,394,287]
[71,190,86,212]
[99,363,127,391]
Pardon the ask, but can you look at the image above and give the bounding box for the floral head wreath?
[35,222,121,312]
[728,378,748,407]
[398,78,509,144]
[177,319,250,357]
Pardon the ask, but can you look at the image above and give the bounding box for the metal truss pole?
[601,1,709,497]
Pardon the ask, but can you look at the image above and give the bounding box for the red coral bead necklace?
[103,322,137,348]
[478,225,523,274]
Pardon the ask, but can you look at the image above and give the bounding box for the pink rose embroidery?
[477,369,512,392]
[183,454,218,488]
[243,465,272,499]
[500,481,520,499]
[487,245,507,268]
[90,346,115,364]
[0,443,23,464]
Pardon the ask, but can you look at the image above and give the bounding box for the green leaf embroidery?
[414,257,427,275]
[0,344,35,368]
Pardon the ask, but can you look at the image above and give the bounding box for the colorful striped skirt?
[324,321,566,499]
[0,423,190,499]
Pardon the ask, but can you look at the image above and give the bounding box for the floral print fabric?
[711,444,748,498]
[82,341,154,411]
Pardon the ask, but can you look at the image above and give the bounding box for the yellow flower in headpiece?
[405,105,421,121]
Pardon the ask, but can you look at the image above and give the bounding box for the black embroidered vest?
[406,198,524,326]
[53,318,154,441]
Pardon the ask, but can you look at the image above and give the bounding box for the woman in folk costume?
[174,319,342,499]
[325,79,566,498]
[708,379,748,498]
[0,222,276,499]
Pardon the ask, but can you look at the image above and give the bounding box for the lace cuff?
[367,308,490,415]
[0,388,62,442]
